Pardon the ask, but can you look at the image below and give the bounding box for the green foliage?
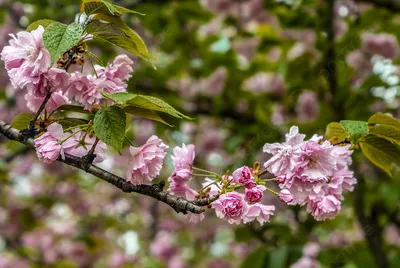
[58,118,89,129]
[368,113,400,128]
[325,122,349,144]
[93,106,126,153]
[11,113,34,130]
[101,91,191,126]
[340,120,369,145]
[26,19,57,31]
[359,135,400,177]
[86,14,152,66]
[43,22,84,64]
[56,105,94,114]
[80,0,144,16]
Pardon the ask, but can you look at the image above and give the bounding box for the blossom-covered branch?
[0,121,211,214]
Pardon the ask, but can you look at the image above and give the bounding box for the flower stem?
[192,167,219,177]
[265,186,279,196]
[59,129,84,144]
[193,173,213,178]
[29,89,51,129]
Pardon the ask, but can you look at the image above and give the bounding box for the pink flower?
[279,189,293,203]
[62,130,107,164]
[232,166,254,185]
[34,123,67,163]
[65,72,103,111]
[245,185,265,204]
[201,178,222,197]
[25,90,69,113]
[212,192,248,224]
[299,140,336,182]
[168,181,198,201]
[243,203,275,225]
[25,67,70,97]
[1,26,51,89]
[263,126,305,178]
[126,135,168,185]
[307,195,341,221]
[170,144,195,182]
[95,54,134,83]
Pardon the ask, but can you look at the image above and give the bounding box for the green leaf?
[81,0,144,16]
[123,106,173,127]
[325,122,349,144]
[56,105,94,114]
[340,120,369,144]
[93,106,126,153]
[87,14,152,66]
[81,0,120,16]
[26,19,57,31]
[11,113,34,130]
[126,95,192,120]
[360,135,400,177]
[43,22,84,64]
[100,91,137,103]
[86,20,153,66]
[368,113,400,128]
[369,125,400,145]
[240,247,269,268]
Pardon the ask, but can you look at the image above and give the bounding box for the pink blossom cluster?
[207,166,275,225]
[1,25,135,112]
[263,126,357,221]
[1,26,70,113]
[34,123,106,164]
[66,55,133,110]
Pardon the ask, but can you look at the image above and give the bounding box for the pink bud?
[279,189,293,203]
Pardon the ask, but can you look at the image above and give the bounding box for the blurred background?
[1,0,400,267]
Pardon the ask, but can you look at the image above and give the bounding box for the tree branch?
[0,120,216,215]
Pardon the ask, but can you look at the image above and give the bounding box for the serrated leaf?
[26,19,57,31]
[124,106,173,127]
[126,95,192,120]
[114,5,145,16]
[93,106,126,153]
[325,122,349,144]
[11,113,34,130]
[368,113,400,128]
[370,125,400,145]
[340,120,369,144]
[360,135,400,177]
[43,22,84,64]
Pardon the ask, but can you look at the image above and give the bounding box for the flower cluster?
[1,26,70,113]
[34,123,107,164]
[1,26,134,113]
[263,126,357,221]
[210,167,275,225]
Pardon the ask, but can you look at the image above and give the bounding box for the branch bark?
[0,121,215,215]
